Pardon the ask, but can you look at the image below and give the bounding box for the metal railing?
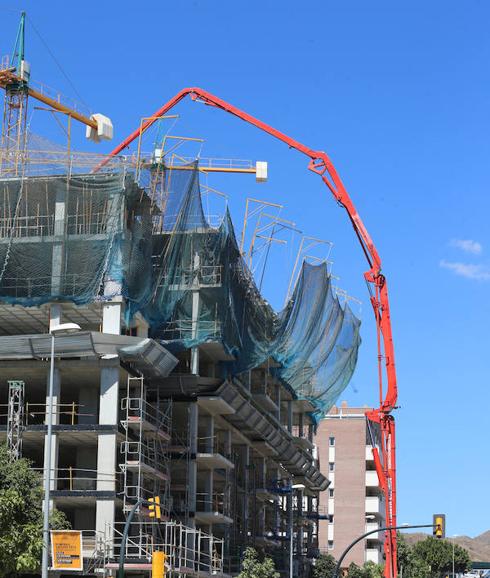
[196,492,230,515]
[197,435,230,458]
[120,439,169,475]
[0,402,96,426]
[121,397,172,438]
[160,319,221,341]
[106,521,224,575]
[156,265,222,288]
[0,274,96,298]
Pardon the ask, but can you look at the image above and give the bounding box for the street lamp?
[41,322,81,578]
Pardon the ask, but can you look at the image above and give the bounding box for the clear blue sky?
[1,0,489,538]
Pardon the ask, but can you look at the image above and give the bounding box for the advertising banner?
[50,530,83,571]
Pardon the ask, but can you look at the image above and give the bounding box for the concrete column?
[203,470,213,513]
[257,457,266,488]
[49,303,62,331]
[275,384,281,421]
[95,362,119,541]
[298,412,304,438]
[201,415,214,453]
[188,401,198,528]
[96,301,121,546]
[287,400,293,433]
[102,301,122,335]
[190,252,201,375]
[223,429,232,458]
[50,184,66,297]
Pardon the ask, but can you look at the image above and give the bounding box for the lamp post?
[332,523,436,578]
[41,323,81,578]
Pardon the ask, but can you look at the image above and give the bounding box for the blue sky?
[1,0,489,538]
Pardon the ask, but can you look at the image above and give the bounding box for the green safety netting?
[138,162,361,415]
[0,170,130,305]
[0,158,361,416]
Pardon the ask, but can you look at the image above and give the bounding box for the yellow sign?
[50,530,83,571]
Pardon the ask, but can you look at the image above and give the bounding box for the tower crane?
[103,87,400,578]
[0,12,113,176]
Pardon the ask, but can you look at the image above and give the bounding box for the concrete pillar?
[190,252,201,375]
[287,400,293,433]
[95,362,119,541]
[96,301,121,546]
[203,470,213,513]
[102,301,122,335]
[201,415,214,453]
[275,384,281,421]
[49,303,62,331]
[188,401,198,528]
[299,412,304,438]
[50,184,66,297]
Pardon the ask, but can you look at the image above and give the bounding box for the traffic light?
[148,496,162,519]
[433,514,445,539]
[152,551,166,578]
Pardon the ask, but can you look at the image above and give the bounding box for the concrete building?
[0,160,351,577]
[315,402,385,568]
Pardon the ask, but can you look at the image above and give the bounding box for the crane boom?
[104,87,399,577]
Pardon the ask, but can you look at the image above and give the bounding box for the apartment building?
[315,402,385,568]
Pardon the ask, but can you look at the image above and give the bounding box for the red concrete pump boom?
[106,87,399,577]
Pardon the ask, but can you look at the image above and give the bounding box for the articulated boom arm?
[107,87,399,577]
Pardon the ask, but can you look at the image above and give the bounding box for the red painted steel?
[105,87,399,577]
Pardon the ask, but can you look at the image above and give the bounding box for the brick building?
[315,402,385,568]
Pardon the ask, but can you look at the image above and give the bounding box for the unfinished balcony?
[195,492,233,525]
[196,436,234,470]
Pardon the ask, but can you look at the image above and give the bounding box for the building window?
[329,436,335,446]
[329,488,334,498]
[329,462,335,472]
[328,540,334,550]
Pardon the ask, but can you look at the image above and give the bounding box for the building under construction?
[0,12,408,577]
[0,135,362,576]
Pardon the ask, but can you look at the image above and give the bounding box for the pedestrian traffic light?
[149,496,162,519]
[433,514,445,539]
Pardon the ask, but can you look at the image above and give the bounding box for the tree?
[397,533,470,578]
[312,553,337,578]
[412,537,471,577]
[237,547,280,578]
[346,562,365,578]
[362,561,384,578]
[0,445,69,577]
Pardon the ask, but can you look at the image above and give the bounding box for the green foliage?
[312,553,337,578]
[362,561,384,578]
[397,533,470,578]
[347,562,365,578]
[237,547,280,578]
[0,445,69,577]
[412,536,471,576]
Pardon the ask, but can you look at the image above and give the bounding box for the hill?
[403,531,490,562]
